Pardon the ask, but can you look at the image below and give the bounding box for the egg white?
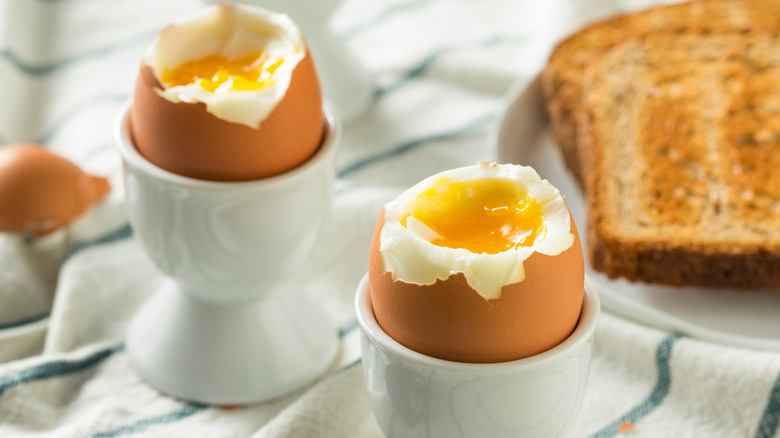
[144,4,305,129]
[379,162,575,300]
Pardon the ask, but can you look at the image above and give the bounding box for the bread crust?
[545,0,780,290]
[581,85,780,290]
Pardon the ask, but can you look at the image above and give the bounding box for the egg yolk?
[162,51,285,92]
[402,177,546,254]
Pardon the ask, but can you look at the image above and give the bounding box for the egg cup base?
[127,279,339,405]
[355,273,600,438]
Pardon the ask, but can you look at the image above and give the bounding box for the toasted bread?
[542,0,780,185]
[543,0,780,289]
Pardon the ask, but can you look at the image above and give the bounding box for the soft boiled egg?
[130,3,324,181]
[368,162,584,363]
[0,144,110,237]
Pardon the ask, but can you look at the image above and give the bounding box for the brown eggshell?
[368,208,585,363]
[0,144,111,237]
[130,48,324,182]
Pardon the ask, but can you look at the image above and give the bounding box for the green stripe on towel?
[64,223,134,262]
[82,403,207,438]
[376,35,521,97]
[0,31,154,76]
[0,313,49,330]
[0,343,124,397]
[755,373,780,438]
[337,112,496,179]
[36,94,129,144]
[341,0,436,40]
[590,333,684,438]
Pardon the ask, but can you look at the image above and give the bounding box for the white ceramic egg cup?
[115,101,340,405]
[356,274,600,438]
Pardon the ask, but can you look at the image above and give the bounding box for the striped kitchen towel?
[0,0,779,436]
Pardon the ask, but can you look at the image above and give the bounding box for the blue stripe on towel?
[0,93,127,150]
[63,222,134,262]
[81,320,361,437]
[755,372,780,438]
[341,0,436,39]
[0,32,154,76]
[337,112,496,179]
[0,342,124,397]
[0,223,137,330]
[338,318,359,338]
[0,313,49,330]
[334,357,362,376]
[589,333,684,438]
[4,32,519,148]
[82,403,207,438]
[333,185,359,198]
[36,93,129,144]
[376,35,521,97]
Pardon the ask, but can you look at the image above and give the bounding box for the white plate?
[494,73,780,352]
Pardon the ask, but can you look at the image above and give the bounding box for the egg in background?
[130,3,324,182]
[0,144,111,237]
[368,162,584,363]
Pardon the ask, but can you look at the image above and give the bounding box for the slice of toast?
[580,30,780,289]
[542,0,780,185]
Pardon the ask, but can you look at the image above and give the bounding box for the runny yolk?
[402,177,546,255]
[161,51,285,92]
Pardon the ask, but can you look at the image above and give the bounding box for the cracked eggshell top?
[129,3,324,182]
[367,163,585,363]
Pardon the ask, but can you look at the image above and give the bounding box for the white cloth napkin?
[1,0,779,437]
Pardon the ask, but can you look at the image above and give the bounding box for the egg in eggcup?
[130,2,324,182]
[116,4,339,405]
[356,162,600,438]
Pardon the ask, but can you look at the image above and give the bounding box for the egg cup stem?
[126,279,338,404]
